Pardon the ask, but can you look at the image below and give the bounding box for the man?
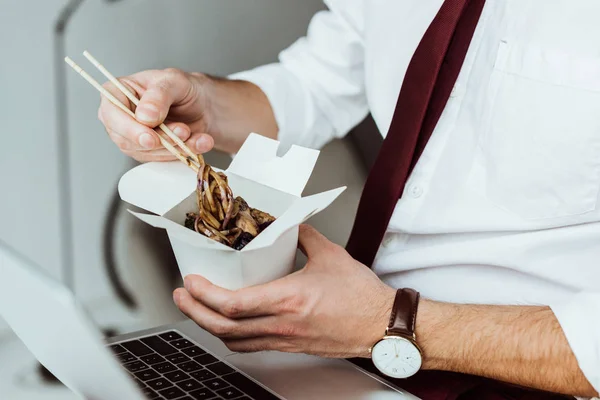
[98,1,600,399]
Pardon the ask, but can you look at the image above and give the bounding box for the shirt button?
[408,184,423,198]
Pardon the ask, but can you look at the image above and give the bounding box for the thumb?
[297,224,328,258]
[135,69,190,127]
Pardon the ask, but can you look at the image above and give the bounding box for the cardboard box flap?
[242,187,347,251]
[227,133,319,197]
[128,211,236,252]
[119,162,196,215]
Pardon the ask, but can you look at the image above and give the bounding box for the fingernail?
[195,136,210,152]
[173,291,181,305]
[174,126,187,139]
[137,104,159,123]
[139,133,155,149]
[184,276,192,291]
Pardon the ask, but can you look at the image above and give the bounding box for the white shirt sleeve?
[229,0,368,152]
[550,293,600,397]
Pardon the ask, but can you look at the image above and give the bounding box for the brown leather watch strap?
[387,288,420,338]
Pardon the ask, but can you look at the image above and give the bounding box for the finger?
[122,150,178,163]
[173,288,278,339]
[183,275,287,318]
[106,129,136,152]
[125,147,183,158]
[100,82,159,150]
[157,128,214,154]
[163,122,191,143]
[186,132,214,154]
[101,78,137,110]
[297,224,328,258]
[222,337,298,353]
[119,134,212,162]
[135,69,192,127]
[121,132,214,162]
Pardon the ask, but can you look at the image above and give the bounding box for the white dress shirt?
[231,0,600,395]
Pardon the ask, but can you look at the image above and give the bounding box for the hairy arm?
[417,301,598,398]
[171,225,597,397]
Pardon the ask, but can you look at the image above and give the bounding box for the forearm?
[203,75,278,154]
[416,300,597,398]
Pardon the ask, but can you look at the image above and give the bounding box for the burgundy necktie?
[346,1,574,399]
[346,0,486,268]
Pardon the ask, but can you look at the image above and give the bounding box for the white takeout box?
[118,133,346,290]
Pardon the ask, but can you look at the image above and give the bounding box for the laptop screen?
[0,239,144,400]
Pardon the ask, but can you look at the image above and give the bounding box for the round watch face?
[371,336,422,379]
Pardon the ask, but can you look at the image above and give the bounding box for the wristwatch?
[370,288,423,379]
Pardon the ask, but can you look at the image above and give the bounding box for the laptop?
[0,240,420,400]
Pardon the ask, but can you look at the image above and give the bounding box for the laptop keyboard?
[109,331,280,400]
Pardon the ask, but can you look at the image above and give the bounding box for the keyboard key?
[152,362,178,374]
[216,386,243,399]
[181,346,206,357]
[223,372,280,400]
[140,354,166,365]
[189,369,216,382]
[141,386,160,399]
[171,338,195,349]
[203,378,228,391]
[124,361,149,373]
[189,388,217,399]
[109,344,127,354]
[146,377,173,391]
[159,331,183,342]
[177,378,204,391]
[166,353,191,364]
[193,354,218,366]
[116,352,136,364]
[179,361,203,373]
[134,369,160,382]
[164,370,190,383]
[121,340,154,357]
[141,336,179,356]
[158,386,186,399]
[205,362,235,376]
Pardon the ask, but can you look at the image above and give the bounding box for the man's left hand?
[173,224,395,358]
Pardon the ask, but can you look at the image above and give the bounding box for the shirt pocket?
[469,40,600,220]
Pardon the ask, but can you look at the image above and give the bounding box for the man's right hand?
[98,68,278,162]
[98,68,216,163]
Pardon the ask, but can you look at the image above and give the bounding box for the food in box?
[118,133,346,290]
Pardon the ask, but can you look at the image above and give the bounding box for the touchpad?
[224,352,419,400]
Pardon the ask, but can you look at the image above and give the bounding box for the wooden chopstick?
[64,56,200,173]
[82,51,200,165]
